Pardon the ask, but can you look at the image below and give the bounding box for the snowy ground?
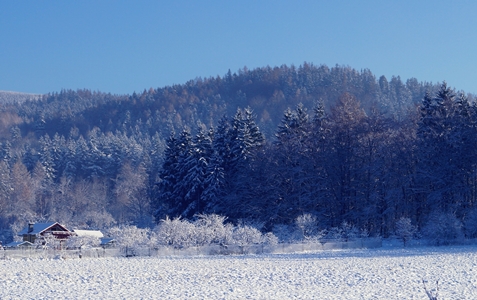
[1,245,477,299]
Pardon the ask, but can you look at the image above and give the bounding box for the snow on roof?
[18,222,57,235]
[73,230,104,238]
[100,238,115,245]
[18,222,71,236]
[5,241,34,248]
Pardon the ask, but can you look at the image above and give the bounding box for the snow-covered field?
[1,245,477,299]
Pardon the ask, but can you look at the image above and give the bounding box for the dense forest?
[0,63,476,243]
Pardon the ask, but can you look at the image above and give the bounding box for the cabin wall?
[22,234,36,243]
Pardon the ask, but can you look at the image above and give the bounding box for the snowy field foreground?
[1,245,477,299]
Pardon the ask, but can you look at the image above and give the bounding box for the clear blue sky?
[1,0,476,95]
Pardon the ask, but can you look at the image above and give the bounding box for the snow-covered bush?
[66,235,101,250]
[395,217,417,247]
[232,225,262,247]
[422,212,464,246]
[194,214,233,246]
[261,232,279,246]
[154,217,196,249]
[193,215,215,246]
[295,213,318,242]
[108,225,150,255]
[340,221,360,241]
[154,215,269,250]
[222,223,236,245]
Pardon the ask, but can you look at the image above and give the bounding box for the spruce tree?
[181,124,213,218]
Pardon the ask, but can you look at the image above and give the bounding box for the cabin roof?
[17,222,70,236]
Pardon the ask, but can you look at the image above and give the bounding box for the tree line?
[0,63,475,243]
[155,82,477,240]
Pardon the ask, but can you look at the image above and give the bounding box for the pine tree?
[415,83,457,217]
[167,128,193,217]
[226,108,265,209]
[272,104,314,221]
[38,134,56,183]
[202,151,225,212]
[181,124,213,218]
[447,93,477,215]
[155,132,181,221]
[227,107,264,173]
[275,108,295,146]
[199,117,230,215]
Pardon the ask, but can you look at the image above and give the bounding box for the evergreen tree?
[155,132,180,221]
[271,104,314,222]
[202,149,226,213]
[166,128,193,217]
[202,117,230,214]
[227,107,264,174]
[225,108,265,212]
[38,134,56,184]
[180,124,213,218]
[415,83,457,219]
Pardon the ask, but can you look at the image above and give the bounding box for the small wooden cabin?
[18,222,74,244]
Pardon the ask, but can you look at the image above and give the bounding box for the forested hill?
[0,63,475,242]
[0,64,449,141]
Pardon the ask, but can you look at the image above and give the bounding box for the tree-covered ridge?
[2,63,447,141]
[0,63,475,243]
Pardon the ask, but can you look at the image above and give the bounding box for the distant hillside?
[0,90,41,103]
[2,64,458,141]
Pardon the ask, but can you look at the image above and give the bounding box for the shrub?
[194,214,233,246]
[232,225,262,247]
[261,232,279,246]
[422,212,463,246]
[340,221,360,241]
[66,235,101,249]
[108,225,150,255]
[295,213,318,242]
[154,217,196,249]
[395,217,417,247]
